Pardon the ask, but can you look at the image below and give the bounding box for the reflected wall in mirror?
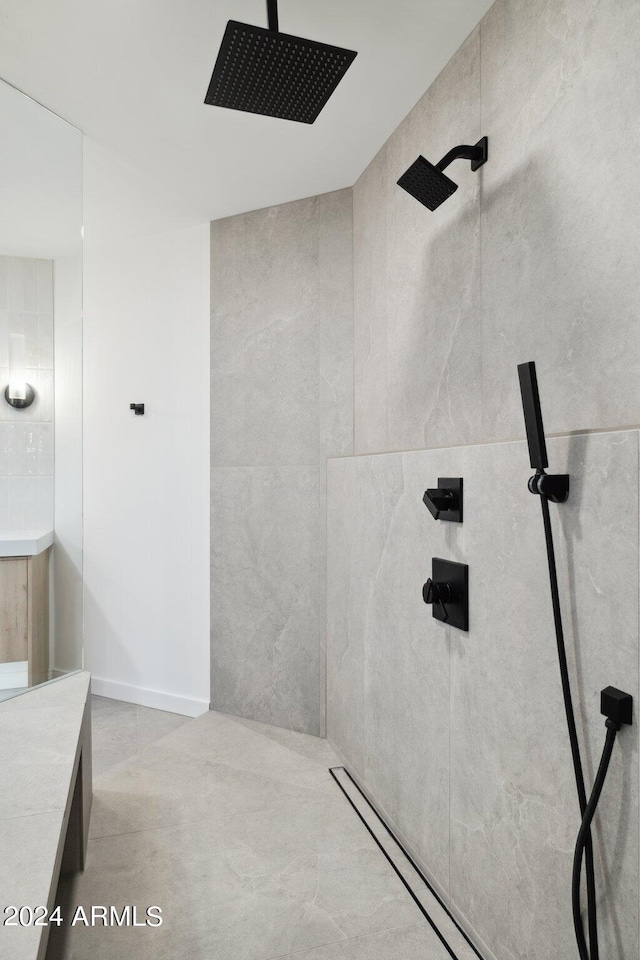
[0,78,83,701]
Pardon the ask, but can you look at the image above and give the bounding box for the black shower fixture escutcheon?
[423,558,468,631]
[423,478,463,522]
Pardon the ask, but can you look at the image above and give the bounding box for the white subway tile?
[38,423,54,476]
[23,476,38,528]
[38,314,54,369]
[0,479,8,530]
[7,423,25,477]
[23,423,38,476]
[0,259,7,311]
[0,424,9,478]
[7,478,23,530]
[36,260,53,314]
[37,477,54,529]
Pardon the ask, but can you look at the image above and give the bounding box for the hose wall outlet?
[601,686,633,726]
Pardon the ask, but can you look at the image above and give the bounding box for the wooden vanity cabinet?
[0,548,51,686]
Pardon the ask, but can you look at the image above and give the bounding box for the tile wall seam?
[479,18,484,448]
[316,198,323,738]
[325,425,640,462]
[323,458,328,740]
[272,922,437,960]
[446,445,452,901]
[352,187,356,460]
[384,147,390,454]
[210,462,325,469]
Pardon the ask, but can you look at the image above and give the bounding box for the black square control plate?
[432,558,468,631]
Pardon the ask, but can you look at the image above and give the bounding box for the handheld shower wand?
[517,361,632,960]
[518,361,569,501]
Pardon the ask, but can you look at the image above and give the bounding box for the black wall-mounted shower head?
[204,0,357,124]
[517,361,549,470]
[397,137,488,211]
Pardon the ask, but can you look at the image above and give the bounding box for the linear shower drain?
[329,767,486,960]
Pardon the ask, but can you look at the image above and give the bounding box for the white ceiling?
[0,81,82,258]
[0,0,494,238]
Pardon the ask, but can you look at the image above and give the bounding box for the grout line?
[447,443,453,900]
[384,146,390,455]
[478,18,484,455]
[217,708,333,757]
[352,186,356,458]
[153,744,336,796]
[325,425,640,461]
[0,808,63,825]
[261,921,426,960]
[89,760,337,845]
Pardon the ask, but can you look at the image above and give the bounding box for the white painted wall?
[83,144,210,716]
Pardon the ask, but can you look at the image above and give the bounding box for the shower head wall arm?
[435,146,478,170]
[267,0,279,32]
[435,137,488,173]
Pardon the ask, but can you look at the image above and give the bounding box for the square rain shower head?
[205,20,358,124]
[397,156,458,211]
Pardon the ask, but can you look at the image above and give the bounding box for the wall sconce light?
[4,333,35,409]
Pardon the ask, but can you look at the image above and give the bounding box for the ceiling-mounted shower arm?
[267,0,279,32]
[435,137,488,173]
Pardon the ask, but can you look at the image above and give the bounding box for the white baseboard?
[90,677,209,718]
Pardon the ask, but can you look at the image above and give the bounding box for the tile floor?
[46,697,450,960]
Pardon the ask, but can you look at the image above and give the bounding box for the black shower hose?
[539,494,599,960]
[572,720,619,960]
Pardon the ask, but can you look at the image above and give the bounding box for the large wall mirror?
[0,78,83,700]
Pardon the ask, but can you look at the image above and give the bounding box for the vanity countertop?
[0,530,54,557]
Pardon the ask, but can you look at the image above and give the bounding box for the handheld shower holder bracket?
[527,472,570,503]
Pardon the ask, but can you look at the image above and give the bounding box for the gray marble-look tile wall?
[353,0,640,453]
[212,0,639,953]
[327,430,639,959]
[339,2,640,948]
[210,190,353,736]
[0,256,54,530]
